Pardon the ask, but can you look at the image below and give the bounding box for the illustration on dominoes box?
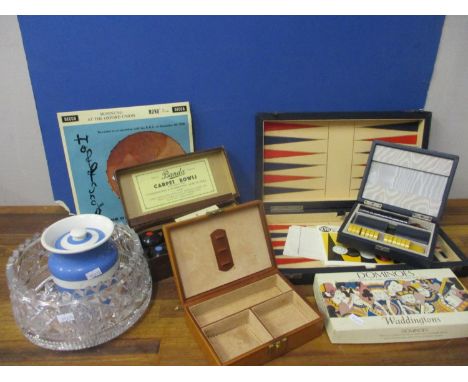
[313,268,468,344]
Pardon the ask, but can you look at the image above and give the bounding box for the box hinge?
[363,200,382,209]
[206,208,223,216]
[270,205,304,214]
[285,273,304,281]
[412,212,432,222]
[175,205,221,222]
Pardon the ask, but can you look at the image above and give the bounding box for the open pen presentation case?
[255,111,467,282]
[337,141,459,267]
[116,147,239,280]
[163,201,323,365]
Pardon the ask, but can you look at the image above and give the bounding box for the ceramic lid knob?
[70,228,87,241]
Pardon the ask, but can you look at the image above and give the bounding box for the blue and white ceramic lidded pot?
[41,214,119,290]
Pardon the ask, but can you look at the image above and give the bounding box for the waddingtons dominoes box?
[313,268,468,344]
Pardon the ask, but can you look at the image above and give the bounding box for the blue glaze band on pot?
[48,241,119,283]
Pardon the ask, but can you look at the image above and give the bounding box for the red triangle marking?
[268,225,291,231]
[264,149,319,159]
[264,121,321,131]
[264,174,316,183]
[365,134,418,144]
[271,240,286,247]
[275,257,316,265]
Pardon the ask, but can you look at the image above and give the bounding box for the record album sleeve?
[58,102,193,222]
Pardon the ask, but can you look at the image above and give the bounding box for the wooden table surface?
[1,202,468,366]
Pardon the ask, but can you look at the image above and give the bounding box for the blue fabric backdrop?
[18,16,444,209]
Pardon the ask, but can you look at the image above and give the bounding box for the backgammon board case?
[116,147,239,281]
[163,201,323,365]
[337,141,459,268]
[255,112,468,282]
[313,268,468,343]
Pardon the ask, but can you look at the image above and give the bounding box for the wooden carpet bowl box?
[256,112,468,282]
[337,141,459,267]
[163,201,323,365]
[116,147,239,281]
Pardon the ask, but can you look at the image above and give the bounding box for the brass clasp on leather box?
[268,338,288,355]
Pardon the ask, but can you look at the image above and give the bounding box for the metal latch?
[412,212,432,222]
[267,338,288,355]
[375,244,390,253]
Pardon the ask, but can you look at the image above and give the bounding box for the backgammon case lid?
[163,201,277,303]
[116,147,239,231]
[358,141,459,222]
[256,111,431,213]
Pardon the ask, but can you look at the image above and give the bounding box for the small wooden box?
[163,201,323,365]
[337,141,459,267]
[116,147,239,281]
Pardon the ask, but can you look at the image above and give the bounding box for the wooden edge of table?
[0,200,467,365]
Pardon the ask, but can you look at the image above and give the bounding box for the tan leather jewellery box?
[163,201,323,365]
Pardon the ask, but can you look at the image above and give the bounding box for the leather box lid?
[358,141,459,222]
[163,201,276,302]
[116,147,239,231]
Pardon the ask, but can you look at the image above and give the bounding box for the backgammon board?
[258,113,429,204]
[255,111,467,282]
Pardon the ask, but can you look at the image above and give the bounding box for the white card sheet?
[283,225,326,261]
